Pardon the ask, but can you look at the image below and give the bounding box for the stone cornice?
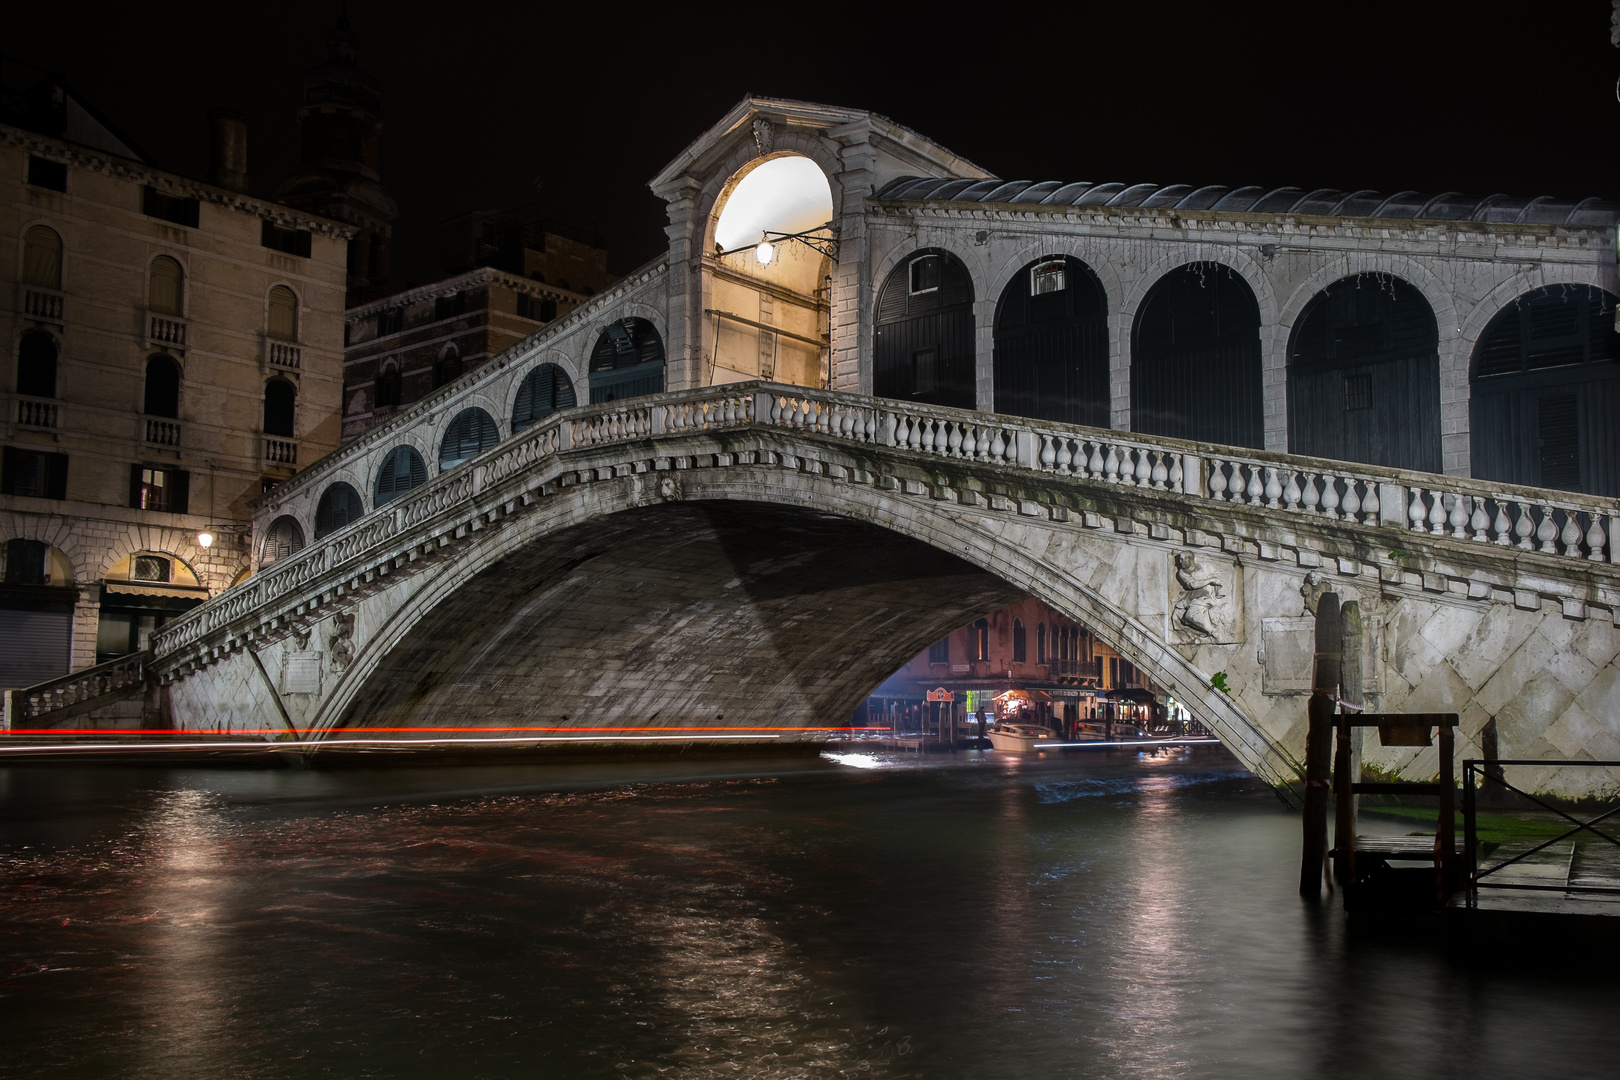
[250,253,670,513]
[345,267,590,321]
[4,124,357,240]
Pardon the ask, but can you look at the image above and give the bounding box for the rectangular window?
[142,187,200,228]
[1030,260,1067,295]
[928,638,950,664]
[909,255,941,295]
[27,156,67,192]
[434,292,466,321]
[4,539,49,584]
[1343,373,1373,412]
[377,309,404,336]
[128,464,189,514]
[260,220,312,258]
[2,447,68,500]
[517,293,556,322]
[913,348,938,394]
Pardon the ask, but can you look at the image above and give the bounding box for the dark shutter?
[1538,394,1581,490]
[129,463,143,508]
[0,609,72,687]
[439,408,500,469]
[45,453,67,501]
[315,483,365,538]
[170,469,190,515]
[514,364,576,430]
[874,248,976,410]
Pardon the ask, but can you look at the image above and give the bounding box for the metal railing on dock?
[1463,759,1620,909]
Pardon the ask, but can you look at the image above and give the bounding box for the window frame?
[1029,259,1068,296]
[908,255,941,296]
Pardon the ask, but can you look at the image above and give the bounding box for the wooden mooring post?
[1332,600,1365,888]
[1300,592,1340,899]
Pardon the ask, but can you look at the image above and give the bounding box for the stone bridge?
[123,383,1620,799]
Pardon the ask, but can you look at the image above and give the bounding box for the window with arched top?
[434,346,463,389]
[144,354,180,418]
[588,318,664,403]
[1287,273,1440,473]
[973,618,991,662]
[314,482,365,539]
[17,330,58,398]
[1131,263,1263,448]
[263,378,296,437]
[874,249,976,409]
[439,407,500,470]
[149,256,183,315]
[1470,285,1620,496]
[374,365,401,409]
[1012,618,1026,663]
[260,515,306,568]
[374,446,427,504]
[268,285,298,341]
[512,363,576,431]
[23,226,62,290]
[993,256,1110,425]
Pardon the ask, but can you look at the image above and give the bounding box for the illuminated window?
[1030,259,1067,295]
[130,465,188,513]
[973,618,990,661]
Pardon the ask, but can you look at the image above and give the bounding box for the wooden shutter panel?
[46,453,68,501]
[1538,394,1581,489]
[129,463,144,508]
[170,469,190,514]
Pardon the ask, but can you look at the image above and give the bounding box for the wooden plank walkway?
[1466,837,1620,917]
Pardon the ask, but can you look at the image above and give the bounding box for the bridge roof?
[873,176,1620,227]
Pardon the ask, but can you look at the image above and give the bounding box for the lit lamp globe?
[197,530,214,549]
[754,239,774,266]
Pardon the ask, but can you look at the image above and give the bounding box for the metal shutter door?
[0,609,72,688]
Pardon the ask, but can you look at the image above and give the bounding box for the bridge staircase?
[2,651,154,731]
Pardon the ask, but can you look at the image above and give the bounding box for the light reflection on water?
[0,748,1615,1079]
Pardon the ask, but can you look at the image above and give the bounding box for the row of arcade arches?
[258,319,664,568]
[874,250,1620,495]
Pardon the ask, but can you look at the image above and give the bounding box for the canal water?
[1,746,1615,1079]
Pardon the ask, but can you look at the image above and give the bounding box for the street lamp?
[197,530,215,549]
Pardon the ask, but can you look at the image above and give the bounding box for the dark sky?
[15,2,1620,286]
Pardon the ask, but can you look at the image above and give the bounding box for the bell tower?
[275,6,399,304]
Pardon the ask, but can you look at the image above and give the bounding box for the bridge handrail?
[3,650,151,728]
[155,380,1620,661]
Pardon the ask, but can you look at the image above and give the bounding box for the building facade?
[0,73,348,690]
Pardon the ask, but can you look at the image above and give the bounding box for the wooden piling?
[1300,592,1340,899]
[1332,600,1364,888]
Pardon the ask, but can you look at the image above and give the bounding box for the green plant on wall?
[1210,671,1231,694]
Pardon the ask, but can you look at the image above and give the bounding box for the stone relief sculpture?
[1300,571,1330,616]
[1173,551,1227,640]
[752,117,775,156]
[328,612,356,669]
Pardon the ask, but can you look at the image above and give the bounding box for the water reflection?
[0,751,1616,1079]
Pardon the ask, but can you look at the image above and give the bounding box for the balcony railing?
[145,418,181,447]
[20,285,64,323]
[147,312,187,349]
[264,438,297,465]
[267,339,301,370]
[16,397,59,429]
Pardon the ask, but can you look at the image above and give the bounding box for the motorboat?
[986,722,1061,752]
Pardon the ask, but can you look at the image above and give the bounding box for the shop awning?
[102,581,211,601]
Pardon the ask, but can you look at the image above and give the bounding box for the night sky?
[14,1,1620,287]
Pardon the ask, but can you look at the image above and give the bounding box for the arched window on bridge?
[374,446,427,505]
[1012,618,1026,663]
[513,363,576,432]
[993,256,1109,426]
[1288,273,1441,473]
[874,249,976,410]
[973,618,991,662]
[314,482,365,539]
[1131,263,1263,448]
[589,318,664,403]
[260,515,305,568]
[1470,285,1620,496]
[1037,622,1047,665]
[439,407,500,470]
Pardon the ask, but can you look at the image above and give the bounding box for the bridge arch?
[303,471,1290,788]
[873,247,977,410]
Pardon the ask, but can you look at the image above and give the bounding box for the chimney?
[208,110,249,193]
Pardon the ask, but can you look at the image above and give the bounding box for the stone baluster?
[1136,448,1154,487]
[970,425,986,460]
[1513,502,1535,550]
[1087,442,1105,478]
[935,420,952,454]
[1054,437,1072,473]
[1167,454,1183,492]
[1536,506,1559,553]
[768,396,782,425]
[1408,488,1428,532]
[1320,474,1341,518]
[1040,434,1057,469]
[1470,498,1490,541]
[1448,493,1469,538]
[1104,444,1121,483]
[945,421,962,457]
[1282,470,1302,511]
[1341,480,1361,522]
[1263,467,1282,508]
[1428,491,1448,535]
[989,429,1006,462]
[1300,473,1319,514]
[1586,514,1607,562]
[1208,458,1227,500]
[1491,502,1512,546]
[1561,512,1584,558]
[1152,451,1168,489]
[1360,481,1380,526]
